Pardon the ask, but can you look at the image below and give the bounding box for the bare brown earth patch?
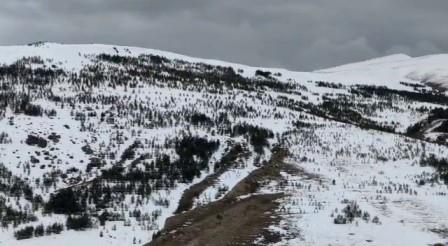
[175,144,249,214]
[148,147,295,246]
[224,147,289,198]
[150,193,283,246]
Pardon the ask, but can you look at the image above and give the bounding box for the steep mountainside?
[0,42,447,245]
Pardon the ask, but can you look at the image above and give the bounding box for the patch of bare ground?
[175,144,249,214]
[148,147,296,246]
[150,193,283,246]
[224,147,289,198]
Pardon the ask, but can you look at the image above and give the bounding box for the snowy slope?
[318,53,448,89]
[0,42,447,246]
[2,42,444,90]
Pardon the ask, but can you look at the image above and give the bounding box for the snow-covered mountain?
[317,53,448,89]
[0,42,447,246]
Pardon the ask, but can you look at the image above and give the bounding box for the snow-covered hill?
[318,53,448,89]
[3,42,448,90]
[0,42,447,246]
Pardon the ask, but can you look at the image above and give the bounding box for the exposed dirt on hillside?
[148,147,295,246]
[174,144,249,214]
[150,193,283,246]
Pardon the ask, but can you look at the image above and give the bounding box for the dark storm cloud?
[0,0,447,70]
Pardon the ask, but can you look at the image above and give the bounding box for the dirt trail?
[175,144,249,214]
[148,147,295,246]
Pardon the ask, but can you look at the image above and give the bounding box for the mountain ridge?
[3,42,448,90]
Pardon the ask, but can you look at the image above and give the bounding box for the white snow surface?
[0,42,447,245]
[318,53,448,89]
[1,42,447,89]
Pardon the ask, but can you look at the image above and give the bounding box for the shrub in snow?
[372,216,381,224]
[14,226,34,240]
[25,134,48,148]
[420,154,448,184]
[34,224,44,237]
[255,70,272,78]
[45,188,82,214]
[341,201,362,223]
[66,214,92,230]
[0,132,11,144]
[333,200,380,225]
[334,214,347,224]
[46,223,64,235]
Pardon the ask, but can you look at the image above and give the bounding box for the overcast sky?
[1,0,447,70]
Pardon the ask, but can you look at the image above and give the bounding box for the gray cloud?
[0,0,447,70]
